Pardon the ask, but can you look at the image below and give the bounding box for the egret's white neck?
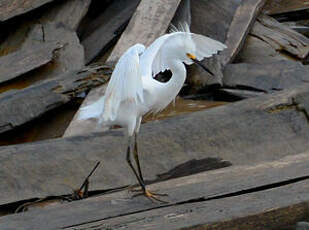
[153,59,186,111]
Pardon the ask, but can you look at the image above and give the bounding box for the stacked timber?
[0,0,308,229]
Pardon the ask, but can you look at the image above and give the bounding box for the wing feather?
[141,32,227,78]
[102,44,145,122]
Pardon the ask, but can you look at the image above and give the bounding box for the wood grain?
[0,153,308,230]
[0,42,61,84]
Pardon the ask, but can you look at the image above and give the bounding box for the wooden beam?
[65,0,181,136]
[223,61,309,94]
[81,0,140,64]
[0,68,109,134]
[263,0,309,15]
[251,15,309,59]
[2,84,309,205]
[0,42,61,84]
[0,0,55,22]
[0,153,308,229]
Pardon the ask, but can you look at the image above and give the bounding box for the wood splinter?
[72,161,101,200]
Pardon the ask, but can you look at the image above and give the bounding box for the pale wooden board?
[0,42,61,84]
[0,0,54,21]
[263,0,309,15]
[2,84,309,205]
[64,0,181,136]
[0,69,109,134]
[0,153,308,230]
[223,61,309,94]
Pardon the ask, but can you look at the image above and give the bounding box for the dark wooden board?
[0,0,54,21]
[65,0,181,136]
[0,68,109,135]
[2,84,309,205]
[82,0,140,64]
[251,15,309,59]
[1,153,308,230]
[187,0,241,88]
[263,0,309,15]
[223,61,309,94]
[0,42,61,84]
[187,0,266,90]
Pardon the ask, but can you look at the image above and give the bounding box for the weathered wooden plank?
[251,15,309,59]
[82,0,140,64]
[0,42,61,84]
[107,0,181,63]
[65,0,181,136]
[234,35,292,64]
[0,0,55,22]
[263,0,309,15]
[1,153,308,229]
[223,61,309,94]
[41,0,91,31]
[70,181,309,230]
[188,0,266,90]
[0,68,109,134]
[2,84,309,205]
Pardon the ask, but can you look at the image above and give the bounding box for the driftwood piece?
[82,0,140,64]
[223,61,309,94]
[187,0,266,90]
[40,0,91,31]
[0,0,54,22]
[0,68,109,134]
[65,0,182,136]
[1,153,308,230]
[234,35,292,64]
[263,0,309,15]
[0,0,88,82]
[0,42,61,84]
[251,15,309,59]
[2,84,309,205]
[107,0,181,63]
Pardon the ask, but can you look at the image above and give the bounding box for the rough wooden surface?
[82,0,140,64]
[251,15,309,59]
[65,0,181,136]
[1,153,308,230]
[0,0,54,21]
[2,84,309,205]
[263,0,309,15]
[0,0,87,81]
[0,69,109,135]
[223,61,309,93]
[0,42,61,84]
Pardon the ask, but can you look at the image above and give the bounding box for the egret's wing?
[191,34,227,62]
[140,34,172,78]
[102,44,145,122]
[141,32,227,77]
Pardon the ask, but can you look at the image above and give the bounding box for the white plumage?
[78,26,226,201]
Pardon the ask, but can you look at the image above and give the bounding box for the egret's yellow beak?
[186,53,214,76]
[186,53,196,60]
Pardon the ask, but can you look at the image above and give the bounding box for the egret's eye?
[186,53,196,60]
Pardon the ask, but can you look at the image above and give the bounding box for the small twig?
[73,161,101,199]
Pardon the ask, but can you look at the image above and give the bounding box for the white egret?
[78,24,226,202]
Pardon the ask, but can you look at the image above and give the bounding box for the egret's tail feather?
[78,97,105,121]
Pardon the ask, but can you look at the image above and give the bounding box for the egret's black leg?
[126,138,146,189]
[133,134,145,185]
[132,133,168,203]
